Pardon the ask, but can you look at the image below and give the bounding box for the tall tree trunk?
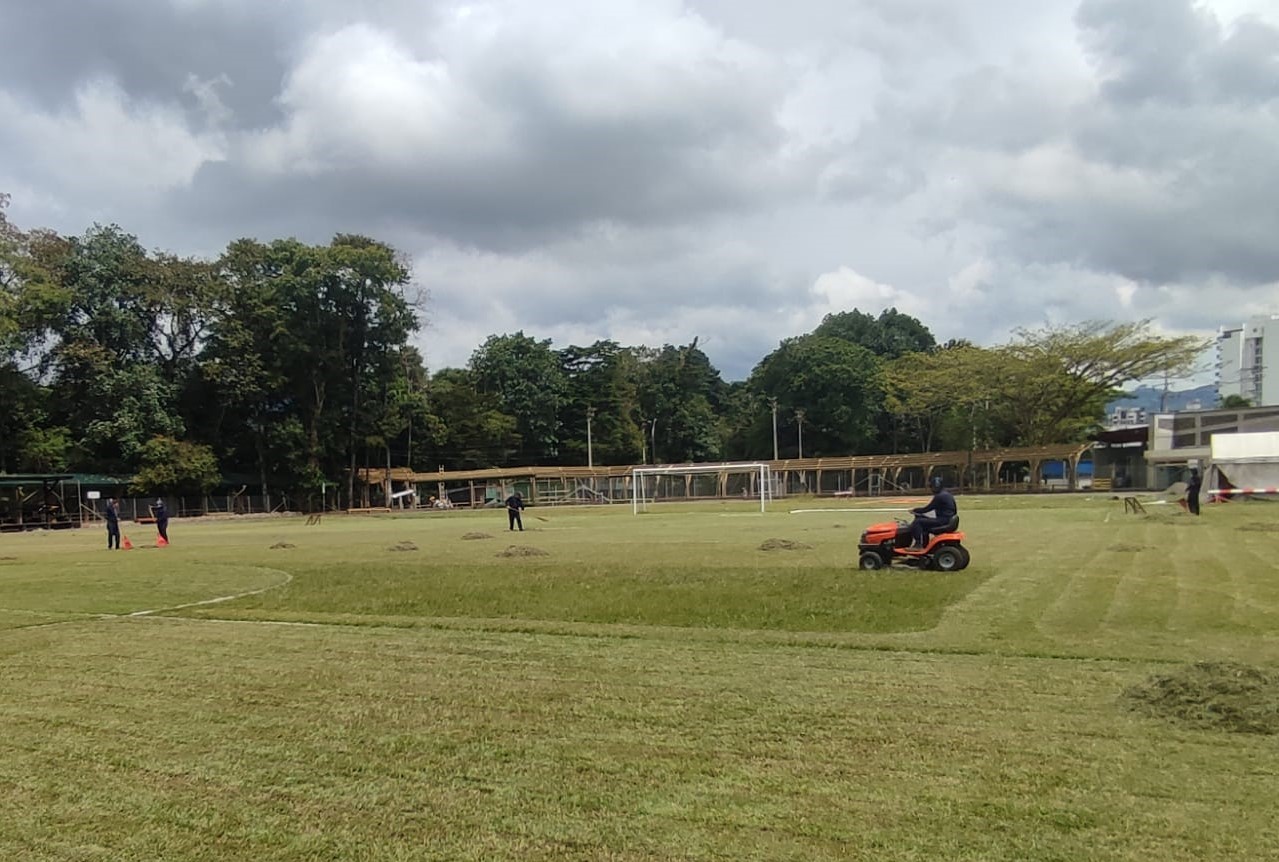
[255,427,269,514]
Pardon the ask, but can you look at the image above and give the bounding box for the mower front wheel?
[858,551,885,571]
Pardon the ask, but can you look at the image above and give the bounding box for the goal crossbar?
[631,462,773,513]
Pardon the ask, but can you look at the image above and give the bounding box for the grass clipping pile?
[1122,661,1279,735]
[758,538,812,551]
[497,545,549,558]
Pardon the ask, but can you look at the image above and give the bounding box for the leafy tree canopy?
[813,307,936,359]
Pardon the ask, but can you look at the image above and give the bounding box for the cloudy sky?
[2,0,1277,380]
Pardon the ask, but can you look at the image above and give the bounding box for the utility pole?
[769,397,779,461]
[650,418,658,465]
[585,406,595,469]
[795,408,806,459]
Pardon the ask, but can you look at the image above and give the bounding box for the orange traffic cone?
[156,536,169,548]
[122,535,133,550]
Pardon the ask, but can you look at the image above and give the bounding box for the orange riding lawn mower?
[857,514,970,572]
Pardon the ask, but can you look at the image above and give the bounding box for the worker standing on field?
[505,491,525,532]
[1185,468,1202,516]
[105,496,121,550]
[152,498,170,544]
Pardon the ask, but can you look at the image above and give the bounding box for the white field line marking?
[790,508,911,514]
[127,568,293,618]
[1,570,294,631]
[137,616,331,629]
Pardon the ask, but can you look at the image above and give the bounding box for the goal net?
[631,462,775,513]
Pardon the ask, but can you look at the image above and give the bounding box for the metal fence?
[81,494,298,523]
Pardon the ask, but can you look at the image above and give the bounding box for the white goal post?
[631,462,774,514]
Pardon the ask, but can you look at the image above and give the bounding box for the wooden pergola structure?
[356,443,1092,508]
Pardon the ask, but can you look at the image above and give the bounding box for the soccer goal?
[631,462,774,514]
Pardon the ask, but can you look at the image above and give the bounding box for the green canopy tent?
[0,473,75,531]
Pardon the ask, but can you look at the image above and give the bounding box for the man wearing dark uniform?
[909,476,957,549]
[505,492,525,531]
[153,498,170,543]
[105,496,121,549]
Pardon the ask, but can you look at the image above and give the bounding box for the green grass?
[2,496,1278,860]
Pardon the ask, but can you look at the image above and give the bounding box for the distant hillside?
[1106,384,1217,415]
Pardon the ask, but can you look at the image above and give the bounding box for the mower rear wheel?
[858,551,885,571]
[931,546,964,572]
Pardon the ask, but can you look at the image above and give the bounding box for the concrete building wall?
[1145,403,1279,487]
[1217,314,1279,406]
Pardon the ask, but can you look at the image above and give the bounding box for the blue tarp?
[1041,461,1093,479]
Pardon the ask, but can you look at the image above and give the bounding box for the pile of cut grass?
[496,544,548,557]
[758,537,812,551]
[1123,661,1279,734]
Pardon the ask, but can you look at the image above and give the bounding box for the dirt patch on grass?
[388,540,419,552]
[461,532,493,540]
[269,542,296,550]
[758,538,812,551]
[1122,661,1279,735]
[1238,522,1279,533]
[1107,543,1148,552]
[496,545,549,558]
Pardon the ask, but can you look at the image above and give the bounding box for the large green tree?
[559,341,644,466]
[35,225,184,471]
[204,236,417,504]
[748,335,884,457]
[130,435,221,496]
[995,320,1208,445]
[813,307,936,359]
[423,367,520,469]
[883,321,1210,451]
[633,339,725,464]
[0,202,82,473]
[882,345,997,452]
[469,332,567,464]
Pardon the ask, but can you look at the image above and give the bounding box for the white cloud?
[0,79,224,200]
[810,266,922,318]
[2,0,1277,381]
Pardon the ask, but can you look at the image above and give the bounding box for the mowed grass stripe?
[0,560,287,622]
[1101,521,1190,638]
[1230,529,1279,631]
[2,618,1278,861]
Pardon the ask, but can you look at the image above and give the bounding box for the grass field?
[2,496,1278,860]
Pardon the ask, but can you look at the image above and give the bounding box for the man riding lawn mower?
[857,476,970,571]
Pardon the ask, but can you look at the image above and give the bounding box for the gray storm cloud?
[1,0,1275,377]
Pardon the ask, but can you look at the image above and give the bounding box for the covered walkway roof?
[358,443,1092,486]
[0,473,74,488]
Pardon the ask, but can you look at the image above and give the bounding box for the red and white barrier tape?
[1208,488,1279,495]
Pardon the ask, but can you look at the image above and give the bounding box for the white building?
[1106,405,1147,428]
[1217,314,1279,406]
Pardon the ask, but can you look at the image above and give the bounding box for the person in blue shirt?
[105,496,121,549]
[1185,468,1202,516]
[505,491,525,531]
[909,476,957,549]
[152,498,170,543]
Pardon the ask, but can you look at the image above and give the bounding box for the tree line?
[0,196,1206,503]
